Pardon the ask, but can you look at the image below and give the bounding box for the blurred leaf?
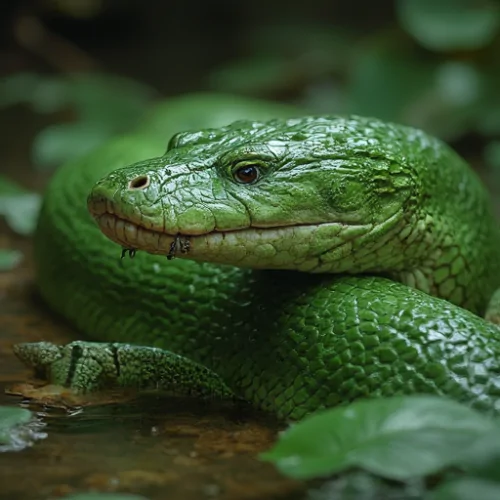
[0,176,41,235]
[261,396,496,481]
[0,405,45,452]
[405,62,483,140]
[1,72,156,168]
[397,0,500,52]
[484,141,500,171]
[435,62,482,107]
[428,478,500,500]
[0,249,23,271]
[69,74,155,126]
[32,122,113,169]
[136,92,301,141]
[458,430,500,482]
[346,45,434,122]
[0,73,71,113]
[0,194,41,235]
[0,406,32,444]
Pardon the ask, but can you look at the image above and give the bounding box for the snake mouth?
[92,208,373,272]
[94,213,206,258]
[93,211,340,270]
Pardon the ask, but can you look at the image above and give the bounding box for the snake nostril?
[128,175,150,190]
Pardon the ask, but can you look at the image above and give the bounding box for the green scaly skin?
[14,94,500,421]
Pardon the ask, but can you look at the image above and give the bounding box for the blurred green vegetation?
[1,0,500,173]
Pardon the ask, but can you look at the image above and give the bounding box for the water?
[0,247,304,500]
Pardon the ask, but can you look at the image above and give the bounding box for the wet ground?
[0,237,306,500]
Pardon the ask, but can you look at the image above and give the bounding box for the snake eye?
[233,164,260,184]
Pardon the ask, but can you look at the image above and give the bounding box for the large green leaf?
[261,396,496,481]
[397,0,500,52]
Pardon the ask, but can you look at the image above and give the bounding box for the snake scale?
[15,93,500,421]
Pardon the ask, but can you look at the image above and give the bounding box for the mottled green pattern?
[25,95,500,420]
[14,341,234,399]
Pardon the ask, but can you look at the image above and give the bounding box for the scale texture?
[27,94,500,420]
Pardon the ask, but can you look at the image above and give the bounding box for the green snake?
[14,93,500,421]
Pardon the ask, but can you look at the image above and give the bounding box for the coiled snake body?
[15,94,500,420]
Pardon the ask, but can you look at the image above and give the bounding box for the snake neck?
[394,209,500,315]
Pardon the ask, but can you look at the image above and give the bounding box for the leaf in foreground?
[0,405,46,452]
[261,395,497,481]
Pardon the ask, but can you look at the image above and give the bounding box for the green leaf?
[0,249,23,271]
[0,193,41,235]
[428,477,500,500]
[32,122,113,169]
[2,73,156,168]
[434,62,482,107]
[0,176,41,235]
[405,62,483,140]
[0,405,45,452]
[0,73,70,112]
[397,0,500,52]
[457,430,500,482]
[0,406,32,444]
[345,45,435,123]
[261,396,496,481]
[68,74,155,127]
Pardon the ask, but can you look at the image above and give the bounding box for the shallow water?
[0,242,304,500]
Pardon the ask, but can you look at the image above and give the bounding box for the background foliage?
[1,0,500,172]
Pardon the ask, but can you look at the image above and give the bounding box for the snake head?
[87,116,422,273]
